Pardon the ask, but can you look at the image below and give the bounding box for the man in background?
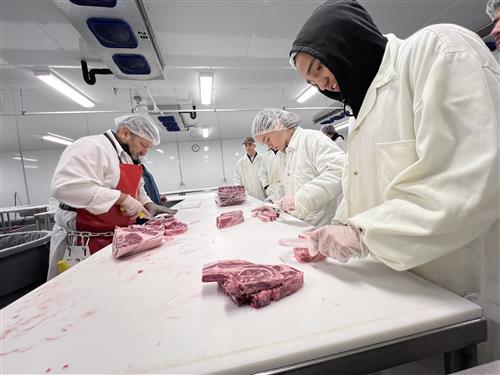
[234,136,266,200]
[320,123,347,153]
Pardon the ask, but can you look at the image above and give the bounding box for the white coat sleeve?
[234,159,243,185]
[51,140,122,215]
[259,155,270,188]
[349,36,500,271]
[294,136,345,219]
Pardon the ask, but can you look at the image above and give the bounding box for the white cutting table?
[0,193,485,374]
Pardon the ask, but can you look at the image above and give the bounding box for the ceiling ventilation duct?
[149,105,194,132]
[312,105,346,126]
[53,0,165,82]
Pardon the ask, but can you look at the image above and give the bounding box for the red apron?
[75,134,143,254]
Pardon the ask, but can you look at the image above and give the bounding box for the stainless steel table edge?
[259,317,487,375]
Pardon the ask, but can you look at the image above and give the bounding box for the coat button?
[354,170,359,176]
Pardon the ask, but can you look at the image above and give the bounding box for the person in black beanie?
[289,0,500,362]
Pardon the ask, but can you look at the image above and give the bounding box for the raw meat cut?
[202,259,255,282]
[251,206,280,222]
[112,226,164,259]
[278,237,325,263]
[146,217,188,236]
[216,210,244,229]
[257,210,279,222]
[294,248,326,263]
[202,260,303,308]
[216,185,246,207]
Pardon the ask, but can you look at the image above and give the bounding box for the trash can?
[0,230,51,309]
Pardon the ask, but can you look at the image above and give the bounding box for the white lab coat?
[279,127,345,227]
[234,153,266,200]
[47,130,152,279]
[337,27,500,361]
[258,150,282,198]
[334,137,347,153]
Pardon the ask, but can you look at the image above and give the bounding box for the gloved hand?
[144,202,177,217]
[306,224,369,263]
[276,195,295,212]
[121,195,150,218]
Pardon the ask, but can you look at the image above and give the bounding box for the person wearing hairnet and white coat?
[47,114,173,279]
[487,0,500,64]
[320,123,347,153]
[258,147,282,199]
[234,136,266,200]
[252,108,345,226]
[290,0,500,362]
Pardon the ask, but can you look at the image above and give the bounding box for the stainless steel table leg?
[444,344,478,374]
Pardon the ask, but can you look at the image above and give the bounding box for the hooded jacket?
[290,0,387,117]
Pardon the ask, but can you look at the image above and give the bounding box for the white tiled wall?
[0,138,268,206]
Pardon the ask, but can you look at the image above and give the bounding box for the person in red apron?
[47,114,174,279]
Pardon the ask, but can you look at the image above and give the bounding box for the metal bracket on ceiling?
[81,60,113,85]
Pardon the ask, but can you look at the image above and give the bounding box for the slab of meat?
[216,185,246,207]
[202,260,303,308]
[146,217,188,236]
[202,259,255,282]
[251,206,280,222]
[216,210,244,229]
[294,248,326,263]
[257,210,279,222]
[279,237,326,263]
[112,226,164,259]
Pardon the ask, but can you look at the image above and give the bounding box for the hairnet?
[320,123,336,136]
[487,0,500,19]
[252,108,301,137]
[114,114,160,145]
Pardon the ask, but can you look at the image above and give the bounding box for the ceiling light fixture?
[34,69,95,108]
[13,156,38,162]
[199,73,213,105]
[42,132,74,146]
[296,85,318,103]
[335,122,350,131]
[202,128,209,138]
[156,149,164,154]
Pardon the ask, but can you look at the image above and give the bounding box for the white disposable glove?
[276,195,295,212]
[121,195,149,217]
[307,224,369,263]
[144,202,177,217]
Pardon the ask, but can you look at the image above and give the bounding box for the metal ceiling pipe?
[0,106,335,116]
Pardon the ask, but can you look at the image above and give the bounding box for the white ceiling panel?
[0,0,493,154]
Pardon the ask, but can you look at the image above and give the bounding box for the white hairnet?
[487,0,500,20]
[114,114,160,145]
[252,108,301,137]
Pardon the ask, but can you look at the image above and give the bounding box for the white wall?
[0,137,268,206]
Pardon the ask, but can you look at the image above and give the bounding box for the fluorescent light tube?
[24,165,39,169]
[34,70,95,108]
[296,85,318,103]
[13,156,38,162]
[156,149,164,154]
[42,133,74,146]
[202,128,209,138]
[335,122,349,131]
[204,146,209,152]
[200,73,213,105]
